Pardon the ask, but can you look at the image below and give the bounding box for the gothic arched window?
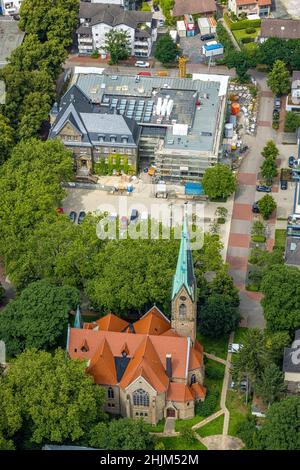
[179,303,187,319]
[133,389,149,407]
[190,374,196,385]
[108,387,114,399]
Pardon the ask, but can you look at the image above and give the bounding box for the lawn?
[232,28,260,49]
[197,333,229,360]
[226,390,250,437]
[145,419,165,433]
[274,229,286,249]
[154,436,207,450]
[197,414,224,438]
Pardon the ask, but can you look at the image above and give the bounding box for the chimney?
[166,353,172,379]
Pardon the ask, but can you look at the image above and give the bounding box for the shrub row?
[230,19,261,31]
[241,37,255,44]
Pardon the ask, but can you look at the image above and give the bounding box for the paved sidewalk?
[204,352,227,366]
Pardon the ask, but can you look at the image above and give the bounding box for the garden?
[224,13,261,51]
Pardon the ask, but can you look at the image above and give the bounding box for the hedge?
[241,37,255,44]
[230,19,261,31]
[245,27,256,34]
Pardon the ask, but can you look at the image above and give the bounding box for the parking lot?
[179,34,222,65]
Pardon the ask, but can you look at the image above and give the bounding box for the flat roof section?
[0,17,25,68]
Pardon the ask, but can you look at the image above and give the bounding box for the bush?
[230,19,261,31]
[90,50,100,59]
[245,27,256,34]
[241,37,255,44]
[195,388,219,417]
[251,235,266,243]
[205,363,224,380]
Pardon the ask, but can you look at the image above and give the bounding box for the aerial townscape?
[1,0,300,456]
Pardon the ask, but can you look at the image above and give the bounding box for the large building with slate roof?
[77,2,156,57]
[283,330,300,395]
[49,69,228,181]
[67,216,206,423]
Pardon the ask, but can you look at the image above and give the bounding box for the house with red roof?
[67,217,206,423]
[228,0,271,18]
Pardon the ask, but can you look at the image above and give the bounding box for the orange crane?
[178,56,188,78]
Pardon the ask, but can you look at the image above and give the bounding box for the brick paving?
[228,233,251,248]
[232,203,253,221]
[227,256,248,271]
[244,291,264,301]
[266,239,275,251]
[260,91,273,97]
[257,120,272,127]
[237,172,257,185]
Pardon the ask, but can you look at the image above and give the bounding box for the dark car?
[69,211,77,223]
[256,185,271,193]
[272,108,280,119]
[280,180,288,190]
[200,33,215,41]
[252,203,260,214]
[130,209,139,224]
[289,156,295,167]
[78,211,86,224]
[274,96,281,109]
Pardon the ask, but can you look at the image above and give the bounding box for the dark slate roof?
[114,356,131,382]
[283,330,300,373]
[78,2,152,30]
[261,19,300,39]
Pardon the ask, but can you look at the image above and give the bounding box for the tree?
[0,349,106,447]
[261,265,300,332]
[251,220,265,238]
[255,363,286,407]
[257,397,300,450]
[0,283,5,304]
[104,29,131,65]
[236,418,258,450]
[260,157,277,183]
[89,418,153,450]
[267,60,291,96]
[261,140,279,160]
[0,280,80,356]
[202,164,236,200]
[180,424,197,445]
[155,34,179,65]
[257,194,277,220]
[233,329,269,383]
[199,293,240,337]
[284,111,300,132]
[225,49,257,83]
[264,330,291,365]
[215,206,228,222]
[18,92,51,140]
[208,269,240,308]
[0,115,14,164]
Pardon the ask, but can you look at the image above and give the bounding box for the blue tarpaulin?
[185,182,204,195]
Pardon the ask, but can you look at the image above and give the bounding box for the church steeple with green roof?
[74,305,82,329]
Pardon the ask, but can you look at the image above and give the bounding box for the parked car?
[256,184,271,193]
[289,156,295,167]
[252,202,260,214]
[228,343,242,353]
[272,108,280,119]
[274,96,281,109]
[200,33,215,41]
[130,209,139,224]
[78,211,86,224]
[120,216,128,229]
[69,211,77,223]
[135,61,150,68]
[280,180,288,190]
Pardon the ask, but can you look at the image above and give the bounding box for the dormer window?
[98,134,105,143]
[110,135,116,143]
[121,136,128,144]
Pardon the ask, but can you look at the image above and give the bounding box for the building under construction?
[51,69,229,182]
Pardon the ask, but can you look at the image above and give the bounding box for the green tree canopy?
[233,329,269,383]
[0,280,80,356]
[18,92,51,140]
[261,140,279,160]
[199,293,240,337]
[89,418,153,450]
[0,349,106,448]
[202,164,237,200]
[257,194,277,220]
[261,265,300,332]
[260,157,277,183]
[257,397,300,450]
[104,29,131,65]
[267,60,290,96]
[0,114,14,164]
[255,363,286,406]
[154,34,179,65]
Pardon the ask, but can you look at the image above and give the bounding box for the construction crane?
[178,56,188,78]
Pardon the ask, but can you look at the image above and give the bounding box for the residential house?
[0,0,22,15]
[67,218,206,423]
[228,0,271,18]
[80,0,137,10]
[283,330,300,395]
[260,18,300,42]
[77,2,156,58]
[286,71,300,113]
[49,84,140,176]
[172,0,216,18]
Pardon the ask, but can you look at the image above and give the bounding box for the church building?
[67,217,206,423]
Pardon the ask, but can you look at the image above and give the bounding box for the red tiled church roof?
[167,383,194,402]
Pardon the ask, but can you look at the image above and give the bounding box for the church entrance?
[166,408,175,418]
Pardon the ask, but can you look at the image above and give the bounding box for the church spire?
[74,305,82,329]
[172,209,196,301]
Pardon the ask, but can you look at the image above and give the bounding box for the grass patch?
[197,333,229,360]
[246,284,259,292]
[144,419,165,433]
[154,436,207,450]
[274,229,286,249]
[226,390,250,437]
[197,414,224,438]
[175,415,206,432]
[232,28,260,48]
